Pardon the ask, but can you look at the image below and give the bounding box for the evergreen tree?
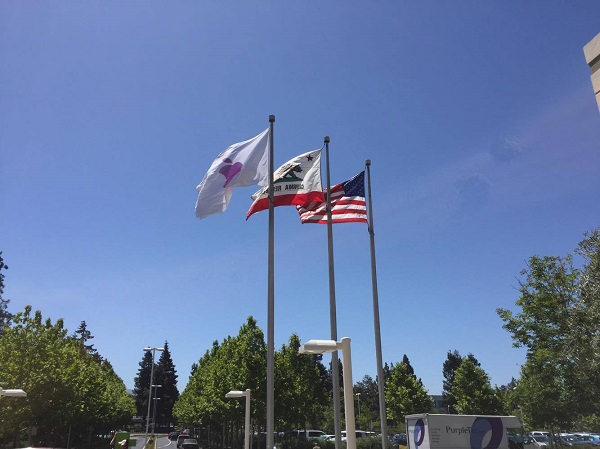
[190,362,198,379]
[383,362,392,381]
[71,320,100,359]
[402,355,415,377]
[133,350,154,418]
[154,341,179,429]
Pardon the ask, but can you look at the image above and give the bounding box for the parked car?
[286,430,327,440]
[181,439,199,449]
[530,435,551,448]
[529,432,551,439]
[557,435,577,446]
[572,435,600,446]
[176,434,190,448]
[391,433,408,446]
[341,430,377,441]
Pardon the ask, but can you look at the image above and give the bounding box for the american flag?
[297,171,368,224]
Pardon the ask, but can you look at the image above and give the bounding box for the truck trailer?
[405,414,523,449]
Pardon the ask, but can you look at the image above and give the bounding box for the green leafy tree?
[354,375,379,431]
[497,228,600,428]
[496,378,519,420]
[275,334,328,430]
[174,317,267,448]
[174,342,219,426]
[385,358,433,424]
[513,360,577,430]
[442,350,479,414]
[451,359,502,415]
[0,306,134,446]
[569,229,600,407]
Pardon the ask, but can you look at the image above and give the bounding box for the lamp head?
[299,339,338,354]
[226,390,247,399]
[0,389,27,398]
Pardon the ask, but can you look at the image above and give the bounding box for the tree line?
[0,307,135,448]
[1,226,598,448]
[167,317,505,448]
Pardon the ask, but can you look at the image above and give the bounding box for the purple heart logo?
[219,158,243,187]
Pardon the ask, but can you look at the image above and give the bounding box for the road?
[131,435,173,449]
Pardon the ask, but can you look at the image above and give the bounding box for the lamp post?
[299,338,356,449]
[144,346,164,445]
[226,389,251,449]
[152,397,161,434]
[0,388,27,398]
[151,385,162,435]
[356,393,361,419]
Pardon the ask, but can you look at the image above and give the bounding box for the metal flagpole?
[365,160,389,449]
[324,136,342,449]
[266,115,275,449]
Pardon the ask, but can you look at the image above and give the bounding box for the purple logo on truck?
[469,417,504,449]
[414,419,425,448]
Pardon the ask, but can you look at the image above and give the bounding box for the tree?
[442,350,479,413]
[497,228,600,428]
[174,316,267,448]
[385,359,433,424]
[514,360,577,430]
[0,252,12,336]
[0,306,134,446]
[451,359,502,415]
[153,341,179,429]
[495,378,519,419]
[133,349,154,419]
[71,320,100,359]
[569,229,600,406]
[275,334,328,430]
[402,355,414,377]
[354,375,379,431]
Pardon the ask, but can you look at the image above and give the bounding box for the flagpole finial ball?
[324,136,330,144]
[366,159,371,166]
[269,115,275,122]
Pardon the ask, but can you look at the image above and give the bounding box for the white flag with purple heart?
[195,128,270,220]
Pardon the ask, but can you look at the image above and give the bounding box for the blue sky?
[1,2,599,396]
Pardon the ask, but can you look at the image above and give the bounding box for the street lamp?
[299,338,356,449]
[152,398,161,434]
[226,389,251,449]
[356,393,361,419]
[151,385,162,435]
[144,346,164,445]
[0,388,27,398]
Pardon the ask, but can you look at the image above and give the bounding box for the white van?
[288,430,327,440]
[341,430,377,441]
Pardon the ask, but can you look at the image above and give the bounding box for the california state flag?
[246,149,323,219]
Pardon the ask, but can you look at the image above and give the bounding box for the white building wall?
[583,32,600,112]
